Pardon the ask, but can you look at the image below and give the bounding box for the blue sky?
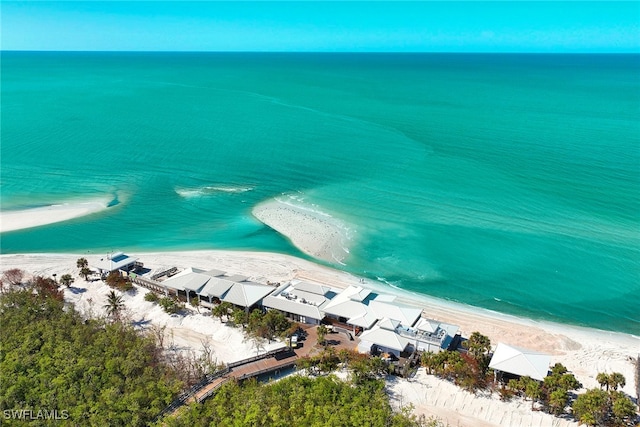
[2,1,638,52]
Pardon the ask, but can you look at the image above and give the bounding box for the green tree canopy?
[0,288,182,426]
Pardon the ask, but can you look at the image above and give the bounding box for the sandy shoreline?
[252,198,351,264]
[0,199,112,233]
[1,250,638,426]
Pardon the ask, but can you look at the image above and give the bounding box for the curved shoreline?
[0,198,112,233]
[252,198,352,264]
[1,249,638,426]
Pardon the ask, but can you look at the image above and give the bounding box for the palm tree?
[464,331,491,359]
[596,372,610,391]
[60,274,75,287]
[609,372,626,391]
[76,257,88,269]
[104,290,125,321]
[317,325,328,347]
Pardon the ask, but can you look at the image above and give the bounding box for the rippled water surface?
[2,52,638,333]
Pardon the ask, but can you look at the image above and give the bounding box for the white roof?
[369,300,422,327]
[377,318,400,331]
[348,286,371,302]
[224,274,248,282]
[347,311,379,329]
[262,295,324,320]
[359,326,411,352]
[489,343,551,381]
[287,288,327,306]
[92,253,138,273]
[415,318,441,333]
[222,282,274,308]
[292,280,331,296]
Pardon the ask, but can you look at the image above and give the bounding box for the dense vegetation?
[420,333,638,426]
[159,375,420,427]
[0,285,182,426]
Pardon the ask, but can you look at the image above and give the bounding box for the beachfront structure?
[92,252,139,276]
[221,281,275,310]
[160,268,273,310]
[161,268,227,299]
[358,316,459,357]
[489,342,551,382]
[262,280,337,324]
[321,285,422,333]
[137,265,459,357]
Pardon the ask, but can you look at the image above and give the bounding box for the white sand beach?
[1,250,638,427]
[0,199,111,233]
[252,198,351,264]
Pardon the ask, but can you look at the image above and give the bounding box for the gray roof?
[262,295,324,320]
[162,272,199,292]
[286,288,327,306]
[291,280,331,296]
[203,268,226,277]
[224,274,248,282]
[222,282,274,308]
[183,275,212,293]
[198,277,236,298]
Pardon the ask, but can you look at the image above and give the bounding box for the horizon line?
[2,50,638,55]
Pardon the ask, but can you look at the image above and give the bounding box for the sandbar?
[252,198,351,264]
[0,199,111,233]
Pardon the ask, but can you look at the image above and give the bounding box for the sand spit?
[0,199,111,233]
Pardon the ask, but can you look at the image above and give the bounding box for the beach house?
[262,280,336,325]
[160,268,274,311]
[92,252,140,277]
[489,342,551,382]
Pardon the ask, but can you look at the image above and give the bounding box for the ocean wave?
[175,185,255,198]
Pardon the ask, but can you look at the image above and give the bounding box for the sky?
[1,1,639,53]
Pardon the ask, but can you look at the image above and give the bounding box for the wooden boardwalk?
[156,347,300,421]
[191,349,298,403]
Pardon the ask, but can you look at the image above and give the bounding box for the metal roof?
[198,277,236,298]
[489,343,551,381]
[369,300,422,327]
[222,282,274,308]
[291,280,331,296]
[359,326,412,352]
[262,295,324,320]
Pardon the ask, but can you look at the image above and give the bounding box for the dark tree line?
[0,287,183,426]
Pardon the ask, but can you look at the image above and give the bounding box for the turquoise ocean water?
[1,52,638,334]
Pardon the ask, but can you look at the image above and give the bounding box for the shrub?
[144,292,160,303]
[105,272,133,292]
[159,297,182,314]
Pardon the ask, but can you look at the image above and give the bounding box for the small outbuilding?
[92,252,139,276]
[489,342,551,382]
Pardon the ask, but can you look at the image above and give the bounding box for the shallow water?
[1,52,638,334]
